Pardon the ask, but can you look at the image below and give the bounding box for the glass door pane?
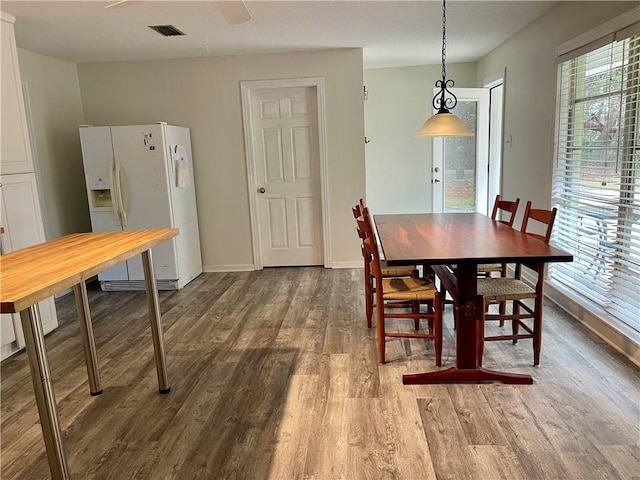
[443,101,477,212]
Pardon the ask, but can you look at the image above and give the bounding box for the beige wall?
[17,48,90,240]
[476,1,637,220]
[76,48,365,270]
[363,63,476,214]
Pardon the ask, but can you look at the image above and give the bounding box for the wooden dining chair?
[477,195,521,277]
[358,208,442,365]
[442,195,521,327]
[352,199,417,328]
[476,201,557,366]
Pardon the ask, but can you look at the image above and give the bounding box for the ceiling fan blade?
[216,0,251,25]
[105,0,138,10]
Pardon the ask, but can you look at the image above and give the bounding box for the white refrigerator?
[79,123,202,291]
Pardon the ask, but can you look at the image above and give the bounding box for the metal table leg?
[20,305,70,480]
[73,282,102,395]
[141,249,170,393]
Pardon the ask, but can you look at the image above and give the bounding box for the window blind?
[550,31,640,331]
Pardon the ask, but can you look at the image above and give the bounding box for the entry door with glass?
[432,88,490,214]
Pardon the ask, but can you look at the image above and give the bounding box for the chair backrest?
[356,215,383,280]
[352,198,366,219]
[491,195,520,227]
[520,201,557,244]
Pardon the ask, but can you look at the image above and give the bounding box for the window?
[550,26,639,333]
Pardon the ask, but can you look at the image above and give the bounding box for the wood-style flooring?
[1,268,639,479]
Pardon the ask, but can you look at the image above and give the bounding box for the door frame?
[432,87,490,214]
[241,77,329,270]
[483,68,506,213]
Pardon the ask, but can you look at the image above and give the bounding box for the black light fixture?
[415,0,473,137]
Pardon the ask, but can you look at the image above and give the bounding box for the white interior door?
[251,86,323,267]
[432,88,490,214]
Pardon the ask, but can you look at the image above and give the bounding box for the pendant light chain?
[432,0,457,113]
[441,0,447,83]
[415,0,473,137]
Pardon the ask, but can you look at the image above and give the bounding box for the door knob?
[257,187,266,193]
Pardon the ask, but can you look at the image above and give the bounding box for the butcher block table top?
[0,228,178,314]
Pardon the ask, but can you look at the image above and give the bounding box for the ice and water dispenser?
[87,174,113,211]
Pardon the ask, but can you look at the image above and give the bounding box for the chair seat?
[382,277,437,301]
[379,261,417,277]
[477,277,535,302]
[442,263,502,273]
[477,263,503,273]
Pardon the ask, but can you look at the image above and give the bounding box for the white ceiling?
[1,0,559,69]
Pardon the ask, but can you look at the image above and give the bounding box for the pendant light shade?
[415,111,474,137]
[415,0,473,138]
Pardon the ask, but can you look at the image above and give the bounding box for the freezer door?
[80,126,128,281]
[79,126,114,176]
[110,124,178,281]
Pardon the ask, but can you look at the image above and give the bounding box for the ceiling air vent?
[148,25,185,37]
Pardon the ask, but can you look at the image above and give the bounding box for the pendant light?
[415,0,473,137]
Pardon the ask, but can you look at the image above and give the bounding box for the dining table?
[374,212,573,385]
[0,228,178,480]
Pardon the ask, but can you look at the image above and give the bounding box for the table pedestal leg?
[142,249,170,393]
[73,282,102,395]
[20,306,70,480]
[402,264,533,385]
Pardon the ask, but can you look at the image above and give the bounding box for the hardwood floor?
[1,268,639,479]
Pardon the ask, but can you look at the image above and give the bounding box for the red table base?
[403,367,533,385]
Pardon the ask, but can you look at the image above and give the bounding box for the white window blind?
[550,30,640,332]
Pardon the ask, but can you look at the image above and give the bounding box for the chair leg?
[477,312,485,368]
[498,300,506,326]
[422,302,434,334]
[412,300,420,330]
[533,297,543,366]
[499,264,508,327]
[364,272,373,329]
[376,287,386,364]
[512,300,520,344]
[434,293,442,367]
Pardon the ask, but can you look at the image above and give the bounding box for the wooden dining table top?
[374,212,573,266]
[0,228,178,314]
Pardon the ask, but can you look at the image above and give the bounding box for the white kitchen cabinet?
[1,13,34,175]
[0,174,58,360]
[0,12,58,360]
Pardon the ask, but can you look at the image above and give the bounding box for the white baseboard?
[203,262,362,271]
[329,261,362,269]
[203,264,255,272]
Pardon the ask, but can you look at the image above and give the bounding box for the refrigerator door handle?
[114,157,128,226]
[109,156,122,226]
